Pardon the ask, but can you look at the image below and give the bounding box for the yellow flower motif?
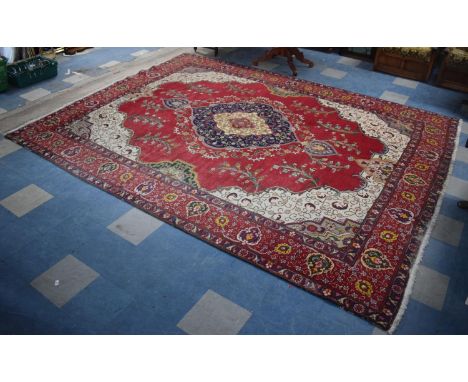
[355,280,373,297]
[383,105,393,112]
[319,89,334,97]
[163,193,178,202]
[415,163,429,171]
[274,243,292,255]
[426,138,438,146]
[401,191,416,202]
[119,172,133,183]
[380,230,398,243]
[400,110,416,118]
[215,215,229,228]
[425,126,438,135]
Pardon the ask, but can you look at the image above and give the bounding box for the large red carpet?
[7,54,459,330]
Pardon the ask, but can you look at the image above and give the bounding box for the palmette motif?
[7,54,458,330]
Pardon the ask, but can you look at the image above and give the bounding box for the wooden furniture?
[63,48,91,56]
[437,48,468,93]
[373,47,437,82]
[252,48,314,76]
[457,134,468,209]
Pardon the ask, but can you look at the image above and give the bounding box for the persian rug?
[7,54,459,330]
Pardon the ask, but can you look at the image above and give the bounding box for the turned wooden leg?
[194,47,197,53]
[291,48,314,68]
[214,47,219,57]
[285,50,298,76]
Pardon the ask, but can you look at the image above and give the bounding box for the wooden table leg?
[290,48,314,68]
[285,49,298,76]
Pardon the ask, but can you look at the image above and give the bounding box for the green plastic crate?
[0,56,7,92]
[7,55,57,88]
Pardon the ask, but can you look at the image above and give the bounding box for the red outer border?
[6,53,459,330]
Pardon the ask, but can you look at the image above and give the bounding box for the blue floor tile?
[394,300,442,334]
[60,276,134,332]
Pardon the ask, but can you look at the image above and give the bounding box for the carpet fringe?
[388,118,463,334]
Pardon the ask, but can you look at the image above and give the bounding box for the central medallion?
[213,112,272,136]
[192,102,296,149]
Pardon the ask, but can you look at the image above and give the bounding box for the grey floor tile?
[431,214,464,247]
[393,77,419,89]
[177,290,252,335]
[337,56,361,67]
[321,68,347,79]
[0,184,53,217]
[0,138,21,158]
[99,60,120,69]
[412,265,450,311]
[456,147,468,164]
[31,255,99,308]
[107,207,163,245]
[446,176,468,200]
[380,90,409,104]
[461,120,468,134]
[19,88,50,102]
[131,49,149,57]
[63,73,89,84]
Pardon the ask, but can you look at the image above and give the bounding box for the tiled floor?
[0,47,467,334]
[0,47,159,111]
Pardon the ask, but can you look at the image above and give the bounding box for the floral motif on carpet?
[7,54,459,330]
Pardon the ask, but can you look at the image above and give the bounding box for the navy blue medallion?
[191,102,297,149]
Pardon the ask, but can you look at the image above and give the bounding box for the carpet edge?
[388,118,463,334]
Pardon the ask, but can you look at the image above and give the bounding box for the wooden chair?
[437,48,468,93]
[373,47,437,82]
